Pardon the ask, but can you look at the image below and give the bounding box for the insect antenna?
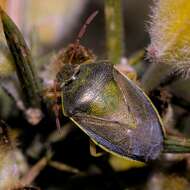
[76,10,99,44]
[68,10,99,64]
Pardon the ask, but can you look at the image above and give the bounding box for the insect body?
[57,59,164,162]
[55,11,164,162]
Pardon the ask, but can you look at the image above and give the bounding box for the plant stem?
[172,96,190,111]
[141,63,171,93]
[105,0,123,65]
[170,78,190,103]
[164,136,190,153]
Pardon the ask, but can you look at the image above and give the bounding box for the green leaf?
[164,136,190,153]
[0,8,42,108]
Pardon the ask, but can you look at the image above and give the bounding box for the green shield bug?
[55,11,165,162]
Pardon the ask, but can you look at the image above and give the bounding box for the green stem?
[170,78,190,103]
[164,136,190,153]
[141,63,171,93]
[172,96,190,111]
[105,0,123,65]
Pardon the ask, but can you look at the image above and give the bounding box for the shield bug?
[54,11,165,162]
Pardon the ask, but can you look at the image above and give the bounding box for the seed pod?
[58,61,164,162]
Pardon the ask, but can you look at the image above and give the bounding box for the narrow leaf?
[0,8,42,108]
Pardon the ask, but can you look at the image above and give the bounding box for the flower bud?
[148,0,190,77]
